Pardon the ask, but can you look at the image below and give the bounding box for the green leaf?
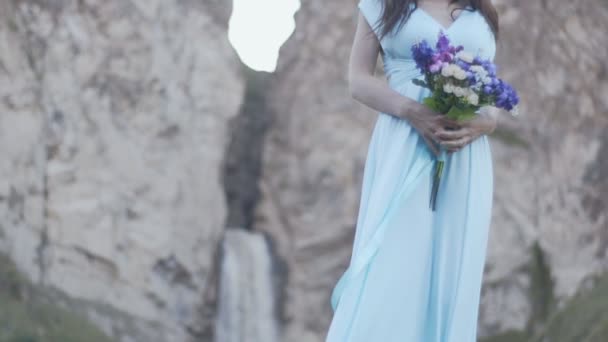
[422,94,453,114]
[446,105,478,122]
[412,79,429,88]
[423,97,443,112]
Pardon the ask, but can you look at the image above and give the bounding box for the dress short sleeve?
[357,0,384,43]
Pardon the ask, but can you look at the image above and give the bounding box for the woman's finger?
[436,129,464,141]
[440,135,470,149]
[436,127,471,141]
[437,116,461,129]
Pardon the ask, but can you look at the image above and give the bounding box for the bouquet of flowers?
[411,31,519,211]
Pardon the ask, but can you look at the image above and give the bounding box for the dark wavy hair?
[372,0,499,41]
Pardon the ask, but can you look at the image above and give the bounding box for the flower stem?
[429,155,445,211]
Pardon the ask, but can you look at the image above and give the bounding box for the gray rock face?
[258,0,608,339]
[0,0,244,341]
[481,0,608,335]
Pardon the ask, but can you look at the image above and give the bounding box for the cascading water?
[214,229,279,342]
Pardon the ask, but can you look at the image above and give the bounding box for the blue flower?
[455,60,470,70]
[466,72,477,84]
[493,80,519,110]
[481,61,497,77]
[411,40,434,70]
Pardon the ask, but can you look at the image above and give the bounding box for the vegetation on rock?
[0,254,114,342]
[481,272,608,342]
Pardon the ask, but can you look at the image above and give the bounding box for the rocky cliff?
[1,0,607,341]
[257,0,608,340]
[0,0,244,341]
[481,0,608,336]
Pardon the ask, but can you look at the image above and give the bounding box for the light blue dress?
[326,1,496,341]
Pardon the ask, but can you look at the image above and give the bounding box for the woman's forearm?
[349,74,422,121]
[350,73,499,138]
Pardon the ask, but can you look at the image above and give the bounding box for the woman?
[326,0,501,341]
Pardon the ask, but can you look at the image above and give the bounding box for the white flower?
[470,65,483,73]
[454,69,467,80]
[482,76,492,85]
[467,93,479,106]
[457,51,474,63]
[452,65,464,73]
[443,83,454,94]
[441,64,454,77]
[442,64,468,80]
[470,65,487,77]
[510,105,520,116]
[453,86,467,97]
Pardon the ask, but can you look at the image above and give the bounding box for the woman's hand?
[436,109,498,153]
[401,102,462,157]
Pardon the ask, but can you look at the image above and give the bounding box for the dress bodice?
[357,0,497,93]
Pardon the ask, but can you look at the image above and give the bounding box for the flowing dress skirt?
[325,110,494,341]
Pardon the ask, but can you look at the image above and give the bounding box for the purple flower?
[429,61,443,73]
[412,40,434,71]
[442,51,456,63]
[412,32,466,72]
[436,31,464,55]
[436,31,450,52]
[449,45,464,55]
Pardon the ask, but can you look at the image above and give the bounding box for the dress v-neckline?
[415,6,469,31]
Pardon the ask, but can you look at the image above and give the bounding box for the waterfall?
[215,229,279,342]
